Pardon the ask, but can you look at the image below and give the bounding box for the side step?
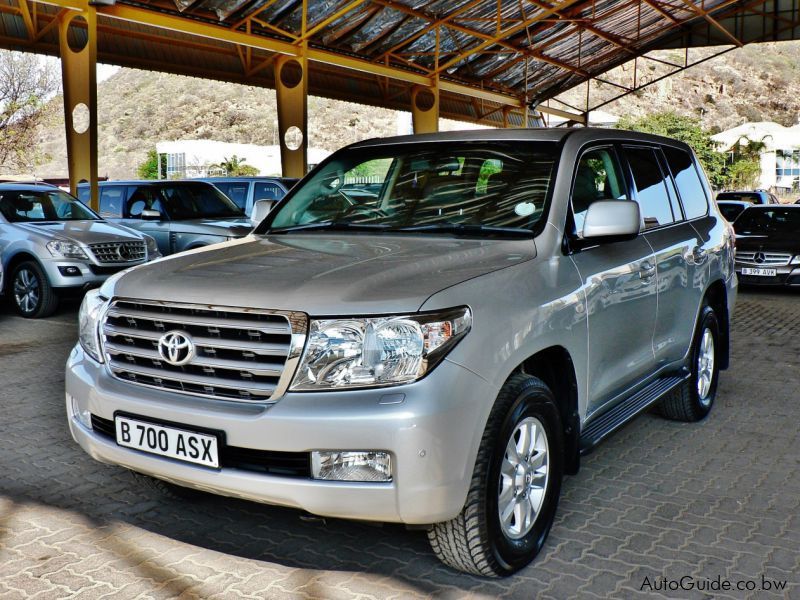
[579,373,689,455]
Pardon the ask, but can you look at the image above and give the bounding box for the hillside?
[33,39,800,179]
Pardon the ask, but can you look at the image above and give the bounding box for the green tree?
[136,149,166,179]
[216,155,259,176]
[0,51,58,174]
[722,135,769,190]
[617,112,727,189]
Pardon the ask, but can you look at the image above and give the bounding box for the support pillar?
[59,5,98,210]
[274,55,308,178]
[411,84,439,134]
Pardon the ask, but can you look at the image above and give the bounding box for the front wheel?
[659,305,720,422]
[11,261,59,318]
[428,374,564,577]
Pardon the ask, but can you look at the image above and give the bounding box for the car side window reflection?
[571,148,628,236]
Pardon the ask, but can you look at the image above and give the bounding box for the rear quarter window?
[663,147,709,219]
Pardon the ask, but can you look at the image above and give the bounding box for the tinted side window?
[571,147,628,235]
[99,186,125,218]
[663,147,709,219]
[253,182,285,201]
[77,187,90,204]
[124,186,163,217]
[624,147,674,229]
[215,182,249,210]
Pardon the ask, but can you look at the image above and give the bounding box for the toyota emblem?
[158,331,195,366]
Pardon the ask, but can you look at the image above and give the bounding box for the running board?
[579,373,689,455]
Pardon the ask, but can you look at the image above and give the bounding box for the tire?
[11,261,58,318]
[659,305,720,422]
[428,374,564,577]
[130,471,204,501]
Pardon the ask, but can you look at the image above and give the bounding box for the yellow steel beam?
[58,4,98,208]
[677,0,744,46]
[294,0,368,44]
[17,0,35,40]
[640,0,680,24]
[534,103,586,123]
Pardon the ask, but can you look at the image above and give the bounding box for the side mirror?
[582,200,641,241]
[251,199,275,225]
[140,209,161,220]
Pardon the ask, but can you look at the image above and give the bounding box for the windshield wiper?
[268,221,393,234]
[390,223,534,238]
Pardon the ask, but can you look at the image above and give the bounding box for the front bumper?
[734,263,800,286]
[66,345,495,524]
[41,257,149,290]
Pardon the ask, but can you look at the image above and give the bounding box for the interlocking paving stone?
[0,289,798,598]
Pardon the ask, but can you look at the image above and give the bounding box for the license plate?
[115,416,219,468]
[741,267,777,277]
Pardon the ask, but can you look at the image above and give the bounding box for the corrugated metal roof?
[0,0,798,125]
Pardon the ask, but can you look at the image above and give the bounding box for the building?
[711,122,800,192]
[155,140,331,178]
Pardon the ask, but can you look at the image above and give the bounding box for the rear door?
[621,145,703,368]
[567,145,658,416]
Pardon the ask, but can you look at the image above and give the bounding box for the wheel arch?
[514,346,580,475]
[702,279,730,370]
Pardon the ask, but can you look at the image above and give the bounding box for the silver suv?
[66,129,736,576]
[0,184,161,318]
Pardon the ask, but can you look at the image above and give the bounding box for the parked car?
[78,180,253,256]
[0,183,160,318]
[67,129,735,576]
[732,204,800,286]
[716,200,750,223]
[198,177,298,217]
[716,190,779,204]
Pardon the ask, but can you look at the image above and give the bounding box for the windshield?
[154,183,244,220]
[733,208,800,235]
[264,142,557,236]
[0,189,99,222]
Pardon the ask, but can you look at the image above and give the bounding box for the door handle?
[639,262,656,280]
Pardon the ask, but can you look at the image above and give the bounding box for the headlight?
[79,289,108,362]
[291,307,471,390]
[143,235,159,258]
[791,256,800,265]
[47,240,88,260]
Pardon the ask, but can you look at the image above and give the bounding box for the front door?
[567,146,658,418]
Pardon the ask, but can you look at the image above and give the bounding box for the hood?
[735,233,800,254]
[14,220,143,245]
[108,233,536,314]
[170,217,253,238]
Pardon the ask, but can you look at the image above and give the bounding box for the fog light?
[68,394,92,429]
[58,266,82,277]
[311,451,392,482]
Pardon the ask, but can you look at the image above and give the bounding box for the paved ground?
[0,289,798,599]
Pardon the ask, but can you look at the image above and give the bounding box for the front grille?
[90,414,311,478]
[735,251,792,266]
[101,300,305,402]
[90,241,146,264]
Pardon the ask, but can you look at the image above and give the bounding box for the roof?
[2,0,798,126]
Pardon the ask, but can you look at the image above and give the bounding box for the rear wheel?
[659,305,720,422]
[428,374,563,577]
[11,261,58,318]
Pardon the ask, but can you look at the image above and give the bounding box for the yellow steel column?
[411,85,439,134]
[58,5,98,209]
[274,55,308,178]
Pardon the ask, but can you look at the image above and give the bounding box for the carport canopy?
[0,0,798,204]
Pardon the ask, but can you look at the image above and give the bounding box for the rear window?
[663,147,709,219]
[624,146,674,229]
[716,192,760,203]
[733,208,800,235]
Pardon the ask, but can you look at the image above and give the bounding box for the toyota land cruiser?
[66,128,736,576]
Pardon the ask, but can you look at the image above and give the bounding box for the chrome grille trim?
[101,299,307,403]
[735,251,792,267]
[89,241,147,263]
